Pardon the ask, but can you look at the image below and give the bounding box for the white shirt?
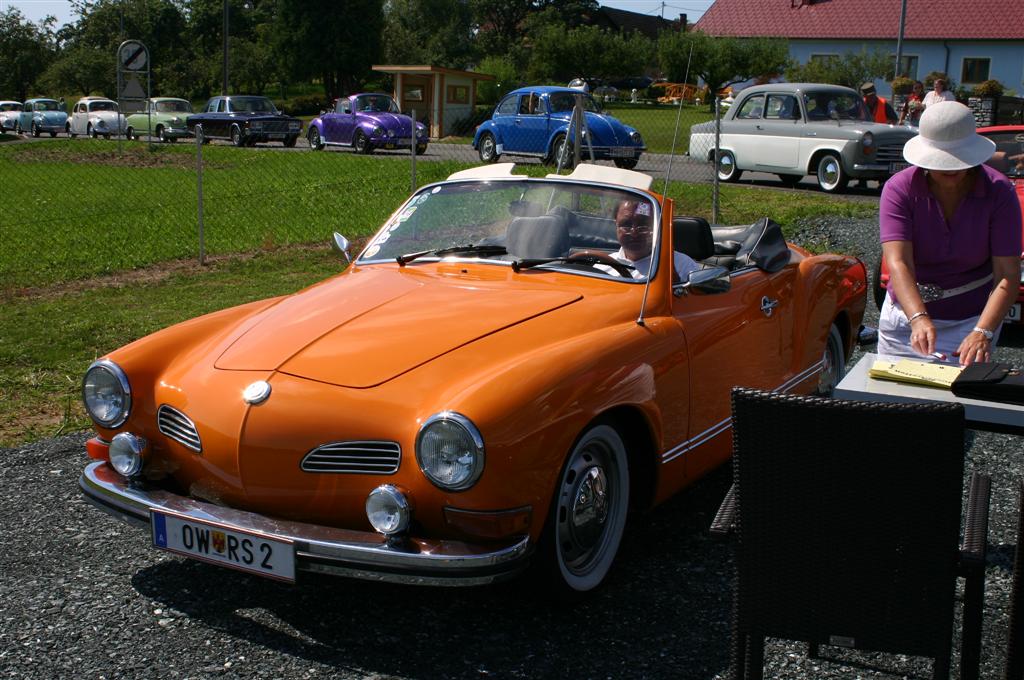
[604,248,700,281]
[923,90,956,108]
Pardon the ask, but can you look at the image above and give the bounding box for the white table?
[835,352,1024,435]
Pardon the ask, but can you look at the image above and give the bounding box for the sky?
[1,0,714,29]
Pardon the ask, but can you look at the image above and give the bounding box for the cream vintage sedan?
[690,83,917,193]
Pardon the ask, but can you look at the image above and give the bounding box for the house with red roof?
[695,0,1024,96]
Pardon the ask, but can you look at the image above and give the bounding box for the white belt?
[917,273,993,303]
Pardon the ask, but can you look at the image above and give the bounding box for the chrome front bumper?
[80,461,532,586]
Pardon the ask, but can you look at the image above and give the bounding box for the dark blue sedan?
[472,86,645,169]
[186,96,302,147]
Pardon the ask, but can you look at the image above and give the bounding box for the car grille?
[876,143,906,163]
[300,441,401,474]
[259,121,291,133]
[157,405,202,453]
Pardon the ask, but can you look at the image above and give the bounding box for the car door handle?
[756,124,763,130]
[804,131,817,137]
[760,296,779,317]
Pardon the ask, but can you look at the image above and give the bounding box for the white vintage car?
[0,101,22,132]
[689,83,918,193]
[68,97,127,139]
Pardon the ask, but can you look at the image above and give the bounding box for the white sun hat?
[902,101,996,171]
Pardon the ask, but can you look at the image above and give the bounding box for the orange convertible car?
[80,163,867,592]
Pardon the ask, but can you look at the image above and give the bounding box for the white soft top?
[447,162,653,191]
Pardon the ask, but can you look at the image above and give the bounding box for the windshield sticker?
[364,244,381,258]
[431,186,441,194]
[398,207,417,221]
[371,231,391,247]
[635,203,651,217]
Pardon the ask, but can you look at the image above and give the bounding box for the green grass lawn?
[0,142,876,447]
[602,103,713,155]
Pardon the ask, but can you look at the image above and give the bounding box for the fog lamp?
[366,485,411,536]
[109,432,148,478]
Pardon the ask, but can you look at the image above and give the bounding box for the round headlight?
[82,359,131,428]
[109,432,148,477]
[630,131,642,144]
[415,411,484,491]
[373,126,384,137]
[862,131,874,147]
[366,485,410,535]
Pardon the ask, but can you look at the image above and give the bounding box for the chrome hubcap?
[570,466,608,550]
[482,137,493,157]
[819,158,840,188]
[719,154,734,177]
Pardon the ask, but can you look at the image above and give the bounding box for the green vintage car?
[125,98,193,143]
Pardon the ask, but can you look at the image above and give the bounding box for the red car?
[874,126,1024,324]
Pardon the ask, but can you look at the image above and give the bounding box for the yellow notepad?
[868,359,963,388]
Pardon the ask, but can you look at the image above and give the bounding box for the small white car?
[0,101,23,132]
[68,97,127,139]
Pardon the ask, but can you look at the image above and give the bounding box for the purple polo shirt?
[879,165,1022,319]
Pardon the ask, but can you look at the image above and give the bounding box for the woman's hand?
[954,330,992,367]
[909,315,937,356]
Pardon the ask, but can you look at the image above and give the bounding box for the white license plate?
[268,133,285,139]
[610,147,633,157]
[889,162,910,173]
[1007,303,1021,322]
[151,510,296,582]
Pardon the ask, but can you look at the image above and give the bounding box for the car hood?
[37,111,67,122]
[91,111,123,122]
[215,268,582,388]
[359,112,412,131]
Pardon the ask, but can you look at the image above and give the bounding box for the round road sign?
[119,41,148,71]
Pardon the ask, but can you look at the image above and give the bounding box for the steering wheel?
[566,250,635,278]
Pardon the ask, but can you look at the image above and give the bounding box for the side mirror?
[674,266,731,296]
[331,232,352,264]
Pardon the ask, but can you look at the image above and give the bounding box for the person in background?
[860,82,898,124]
[878,101,1021,366]
[897,80,925,126]
[605,200,700,281]
[923,78,956,108]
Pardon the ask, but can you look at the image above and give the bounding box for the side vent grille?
[157,405,202,453]
[301,441,401,474]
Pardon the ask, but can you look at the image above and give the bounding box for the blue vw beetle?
[17,98,67,137]
[472,86,645,169]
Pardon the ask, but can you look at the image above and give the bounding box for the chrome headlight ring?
[82,359,131,428]
[415,411,485,491]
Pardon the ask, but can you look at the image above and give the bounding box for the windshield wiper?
[511,254,636,275]
[396,244,507,266]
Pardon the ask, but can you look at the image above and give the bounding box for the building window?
[405,86,424,102]
[808,53,839,64]
[891,55,919,79]
[961,58,990,84]
[447,85,469,104]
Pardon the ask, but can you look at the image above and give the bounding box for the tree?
[475,54,521,105]
[382,0,475,68]
[273,0,384,98]
[659,30,788,102]
[0,8,56,101]
[527,23,653,84]
[471,0,597,57]
[784,49,894,89]
[39,44,112,96]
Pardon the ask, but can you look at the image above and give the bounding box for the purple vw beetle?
[308,93,428,155]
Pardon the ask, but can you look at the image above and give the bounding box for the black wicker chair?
[712,388,990,680]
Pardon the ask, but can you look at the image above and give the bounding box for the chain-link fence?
[1,98,729,294]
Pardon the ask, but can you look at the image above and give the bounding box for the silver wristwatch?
[972,326,994,341]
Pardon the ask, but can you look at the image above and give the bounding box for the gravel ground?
[3,213,1023,680]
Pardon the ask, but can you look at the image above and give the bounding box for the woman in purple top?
[879,101,1022,366]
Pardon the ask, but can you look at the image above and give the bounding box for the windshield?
[228,97,277,113]
[35,100,60,111]
[547,92,601,114]
[88,101,117,112]
[358,180,660,281]
[155,100,192,113]
[0,103,22,111]
[355,94,400,113]
[984,131,1024,179]
[803,92,869,121]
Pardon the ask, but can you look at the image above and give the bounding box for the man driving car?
[607,200,700,280]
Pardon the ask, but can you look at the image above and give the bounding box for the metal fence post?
[196,124,206,266]
[410,108,417,192]
[713,96,721,225]
[572,94,582,168]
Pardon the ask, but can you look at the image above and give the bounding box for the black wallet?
[950,362,1024,405]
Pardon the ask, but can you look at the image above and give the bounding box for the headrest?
[673,216,714,261]
[710,217,790,272]
[506,215,570,259]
